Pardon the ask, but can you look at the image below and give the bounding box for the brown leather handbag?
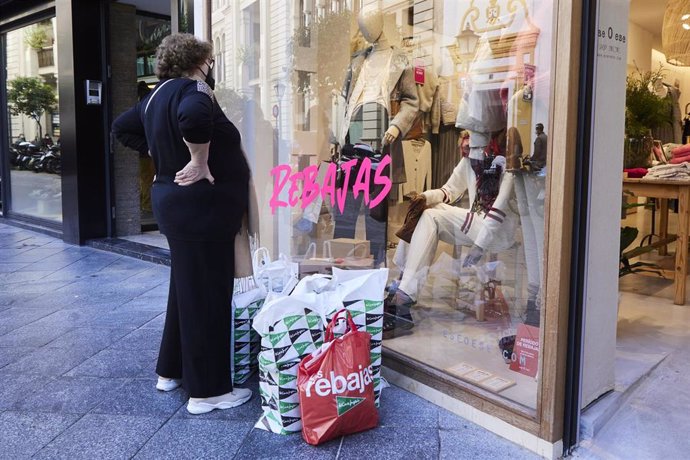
[395,193,428,243]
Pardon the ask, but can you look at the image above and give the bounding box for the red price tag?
[414,66,425,85]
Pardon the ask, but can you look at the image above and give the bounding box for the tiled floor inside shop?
[574,205,690,458]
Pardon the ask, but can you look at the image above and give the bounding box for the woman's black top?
[112,78,249,241]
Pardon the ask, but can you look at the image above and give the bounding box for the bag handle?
[324,309,358,342]
[144,79,175,115]
[253,247,271,271]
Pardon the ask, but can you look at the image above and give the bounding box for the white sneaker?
[186,388,252,414]
[156,376,182,392]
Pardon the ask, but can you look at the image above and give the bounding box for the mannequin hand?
[174,161,215,186]
[383,125,401,145]
[410,193,426,207]
[462,244,484,268]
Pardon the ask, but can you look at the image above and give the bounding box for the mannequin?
[334,4,419,265]
[383,33,520,338]
[454,35,507,162]
[338,5,419,149]
[650,78,682,144]
[385,151,518,339]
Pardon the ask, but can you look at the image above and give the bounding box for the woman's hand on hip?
[174,161,215,186]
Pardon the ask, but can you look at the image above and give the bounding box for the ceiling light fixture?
[663,0,690,66]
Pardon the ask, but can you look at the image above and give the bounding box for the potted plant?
[624,66,672,168]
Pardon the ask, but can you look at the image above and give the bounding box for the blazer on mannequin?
[338,4,419,183]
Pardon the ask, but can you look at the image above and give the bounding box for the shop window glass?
[5,18,62,222]
[211,0,554,411]
[136,14,170,79]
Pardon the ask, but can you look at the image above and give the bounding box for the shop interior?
[114,0,171,249]
[581,0,690,443]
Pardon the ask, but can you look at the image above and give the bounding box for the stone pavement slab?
[0,222,539,459]
[233,427,342,460]
[339,426,440,459]
[0,345,98,376]
[134,419,254,459]
[90,378,187,417]
[33,414,166,460]
[0,411,81,458]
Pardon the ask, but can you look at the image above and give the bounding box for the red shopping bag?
[297,309,379,445]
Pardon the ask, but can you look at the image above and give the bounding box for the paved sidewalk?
[0,222,538,459]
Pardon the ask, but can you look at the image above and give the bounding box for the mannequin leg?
[398,204,473,301]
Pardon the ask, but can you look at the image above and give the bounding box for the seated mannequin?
[385,147,518,338]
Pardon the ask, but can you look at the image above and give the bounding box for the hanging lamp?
[662,0,690,66]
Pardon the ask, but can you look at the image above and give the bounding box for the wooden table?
[623,178,690,305]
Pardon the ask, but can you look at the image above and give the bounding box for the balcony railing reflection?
[37,48,54,67]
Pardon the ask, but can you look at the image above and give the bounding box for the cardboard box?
[298,258,333,276]
[298,256,375,276]
[324,238,370,259]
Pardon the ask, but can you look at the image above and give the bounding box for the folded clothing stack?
[644,163,690,180]
[669,144,690,164]
[624,168,648,178]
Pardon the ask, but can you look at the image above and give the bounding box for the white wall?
[627,20,654,72]
[581,0,630,409]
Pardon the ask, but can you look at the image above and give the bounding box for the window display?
[211,0,554,411]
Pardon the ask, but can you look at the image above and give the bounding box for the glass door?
[4,18,62,223]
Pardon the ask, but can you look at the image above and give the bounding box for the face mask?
[204,70,215,91]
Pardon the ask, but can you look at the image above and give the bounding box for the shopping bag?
[253,247,299,295]
[253,294,334,434]
[290,269,387,406]
[327,268,387,406]
[298,309,379,445]
[231,284,266,384]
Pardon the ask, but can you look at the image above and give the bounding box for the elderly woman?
[112,33,252,414]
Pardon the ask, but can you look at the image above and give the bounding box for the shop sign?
[269,156,392,214]
[509,324,540,377]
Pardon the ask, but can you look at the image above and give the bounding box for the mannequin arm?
[383,125,400,145]
[474,172,516,250]
[389,64,420,139]
[422,156,472,206]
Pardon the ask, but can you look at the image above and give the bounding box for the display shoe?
[382,290,415,339]
[186,388,252,415]
[384,280,400,304]
[498,335,516,364]
[156,376,182,392]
